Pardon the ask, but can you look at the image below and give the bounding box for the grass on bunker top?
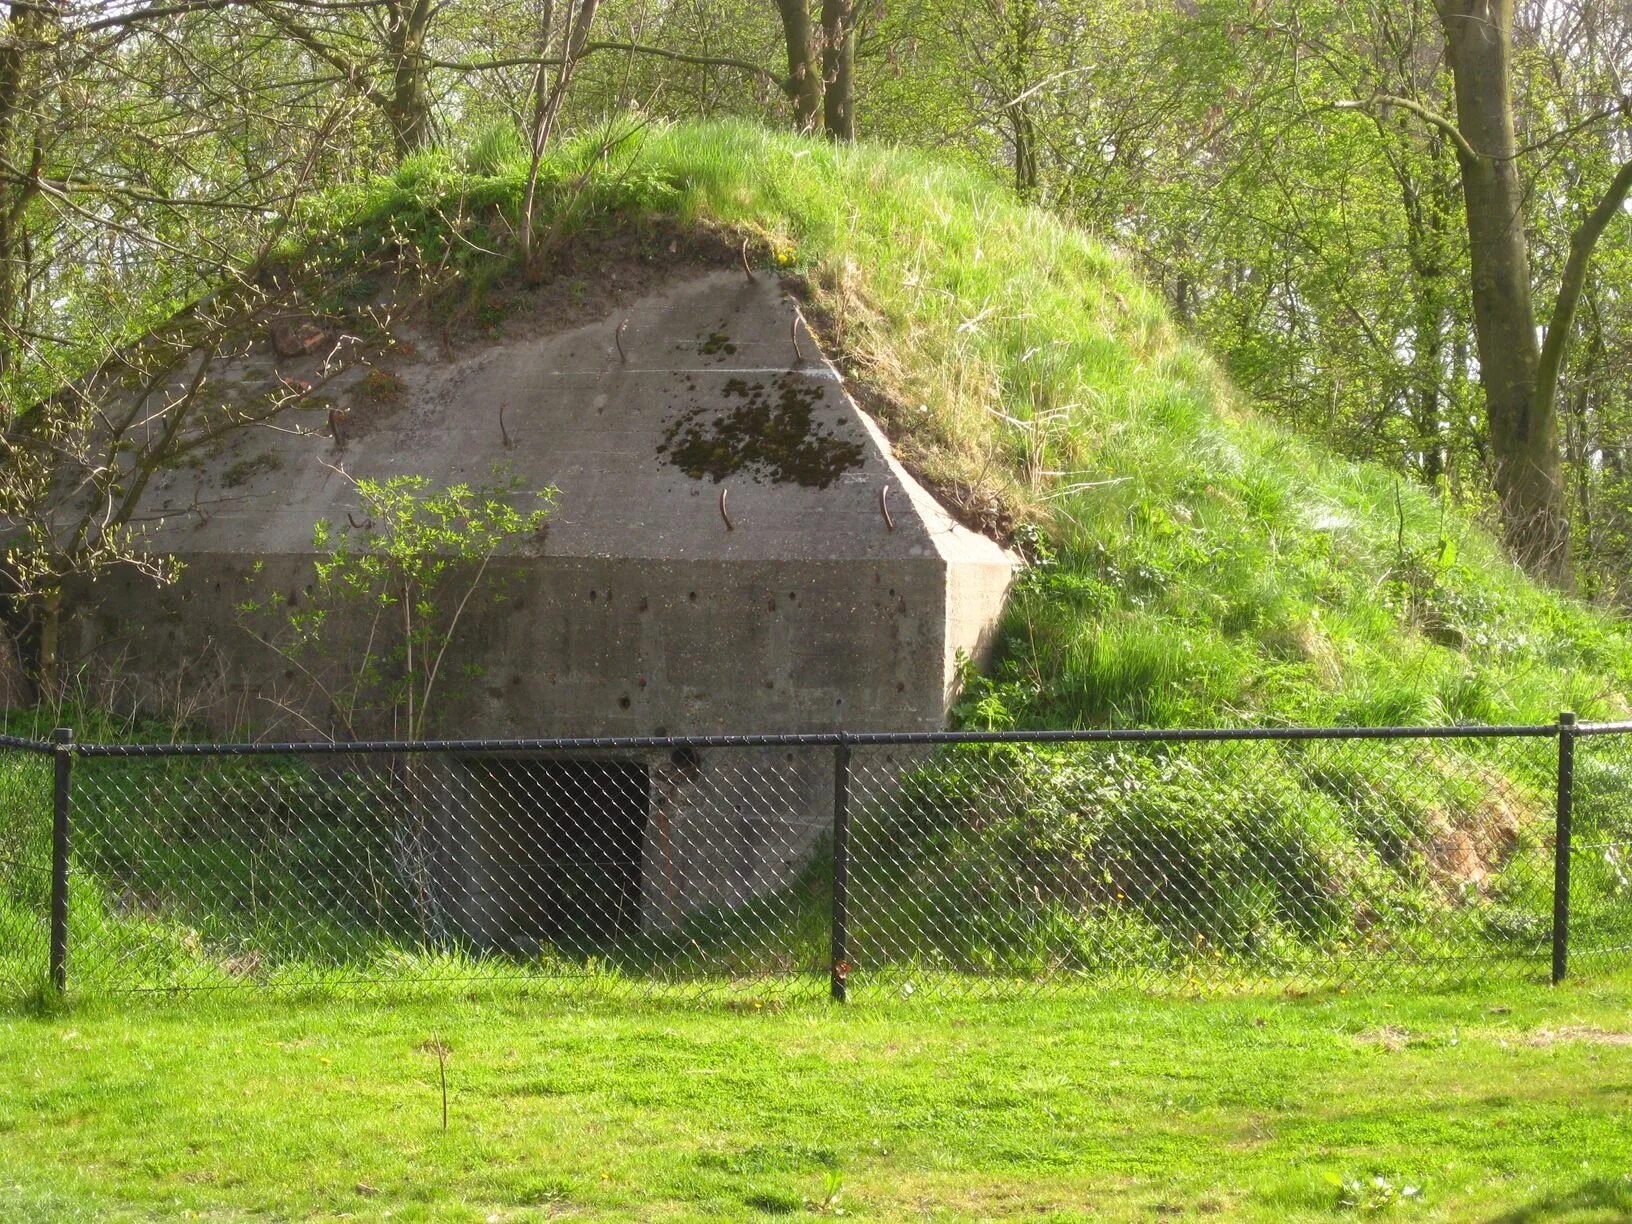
[2,978,1630,1222]
[277,118,1632,736]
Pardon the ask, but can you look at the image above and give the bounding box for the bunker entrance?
[481,758,649,949]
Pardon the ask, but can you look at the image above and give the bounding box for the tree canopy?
[4,0,1632,694]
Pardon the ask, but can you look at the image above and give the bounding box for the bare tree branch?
[1334,93,1479,162]
[1536,157,1632,420]
[429,40,783,90]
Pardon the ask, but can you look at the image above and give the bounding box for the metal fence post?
[831,733,851,1003]
[49,727,74,994]
[1553,711,1577,986]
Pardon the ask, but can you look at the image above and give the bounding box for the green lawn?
[1,979,1629,1221]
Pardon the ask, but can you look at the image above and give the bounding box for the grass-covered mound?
[287,117,1632,731]
[8,120,1632,995]
[277,120,1632,980]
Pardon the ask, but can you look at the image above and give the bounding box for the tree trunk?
[1005,0,1039,197]
[385,0,436,156]
[520,0,601,280]
[535,0,600,153]
[1398,153,1458,488]
[1439,1,1572,584]
[1568,305,1605,594]
[1413,313,1446,485]
[1012,108,1039,197]
[774,0,823,133]
[0,2,49,384]
[1569,378,1593,590]
[1406,228,1447,486]
[820,0,856,141]
[0,629,29,710]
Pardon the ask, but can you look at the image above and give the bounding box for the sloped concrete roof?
[140,270,1011,574]
[74,265,1015,741]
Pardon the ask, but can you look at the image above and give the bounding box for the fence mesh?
[68,747,828,997]
[847,735,1557,997]
[0,748,53,997]
[6,724,1632,1001]
[1567,731,1632,974]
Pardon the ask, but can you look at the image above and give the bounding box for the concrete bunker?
[63,253,1018,941]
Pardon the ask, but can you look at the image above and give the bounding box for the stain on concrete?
[698,329,738,359]
[657,374,865,488]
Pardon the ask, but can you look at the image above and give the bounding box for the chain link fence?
[1564,728,1632,977]
[2,718,1629,1001]
[0,739,52,998]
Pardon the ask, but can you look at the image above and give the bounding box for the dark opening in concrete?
[482,758,649,948]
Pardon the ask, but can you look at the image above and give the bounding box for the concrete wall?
[72,546,954,931]
[65,268,1018,937]
[74,551,966,740]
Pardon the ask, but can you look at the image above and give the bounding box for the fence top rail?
[1576,720,1632,736]
[64,721,1568,758]
[0,732,54,753]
